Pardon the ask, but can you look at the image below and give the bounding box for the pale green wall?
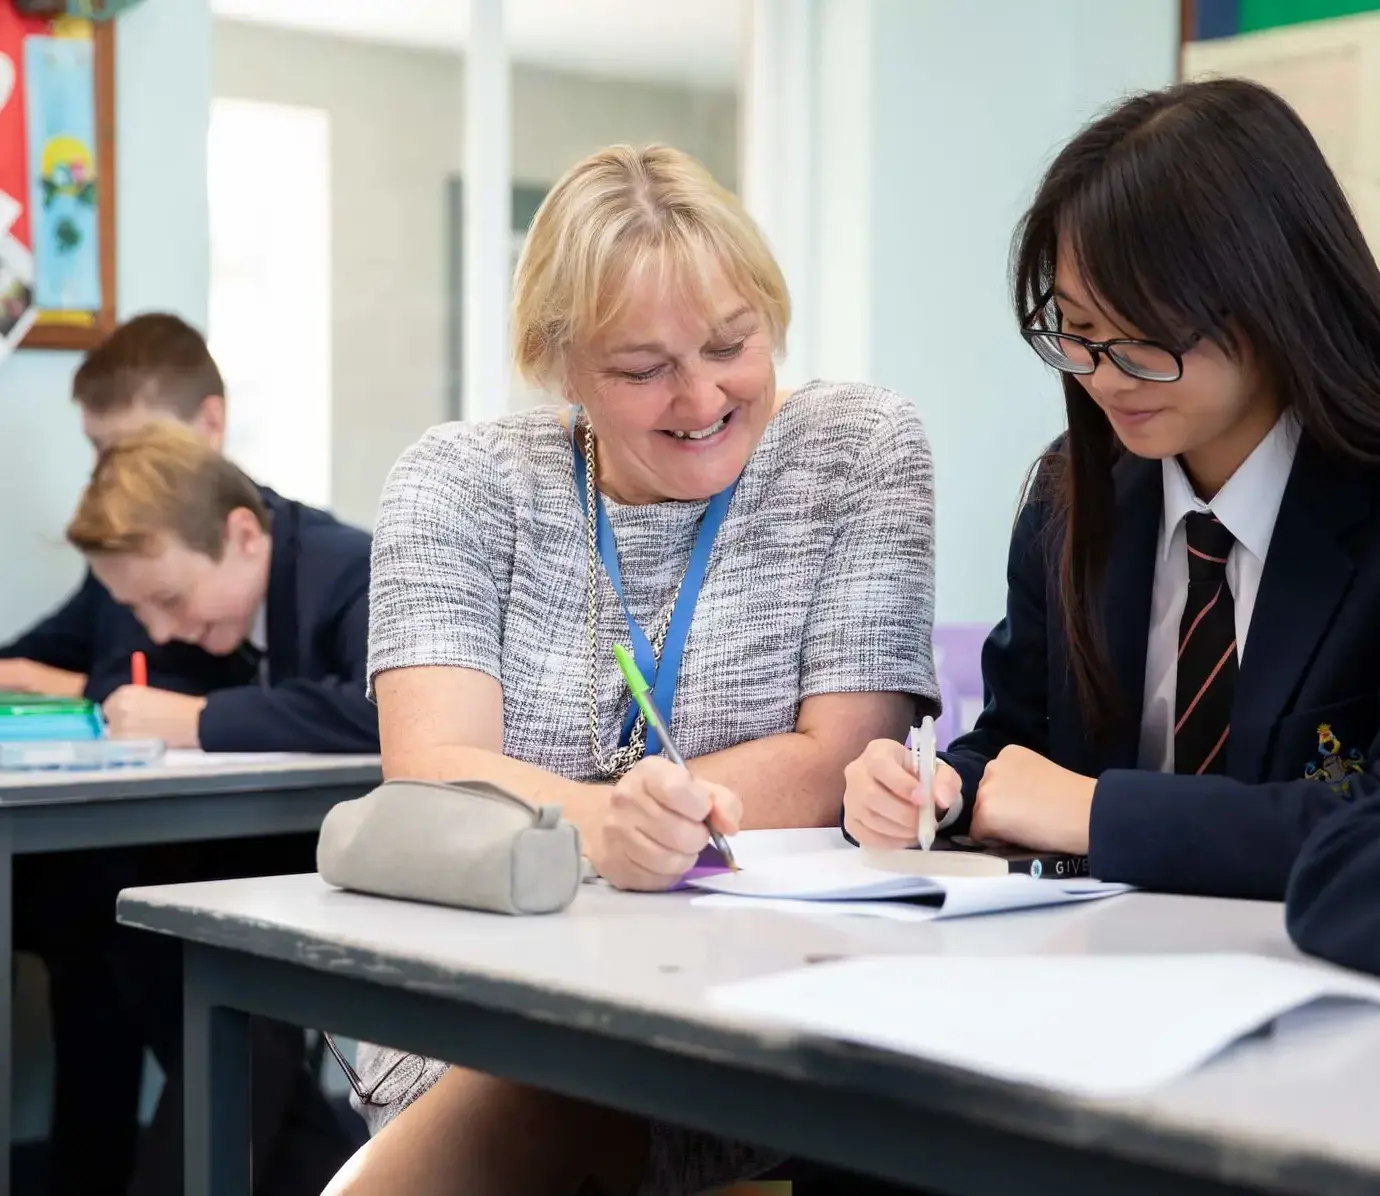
[0,0,212,644]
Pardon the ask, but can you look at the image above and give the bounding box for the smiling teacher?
[331,144,939,1195]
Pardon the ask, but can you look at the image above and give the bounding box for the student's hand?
[102,686,207,749]
[972,745,1095,854]
[590,756,742,892]
[0,658,86,698]
[843,738,962,847]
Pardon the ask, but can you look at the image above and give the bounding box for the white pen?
[912,715,937,851]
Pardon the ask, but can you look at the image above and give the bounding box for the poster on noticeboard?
[0,0,115,363]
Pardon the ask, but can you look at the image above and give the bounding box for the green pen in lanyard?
[612,643,740,872]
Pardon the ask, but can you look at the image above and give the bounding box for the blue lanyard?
[570,416,737,756]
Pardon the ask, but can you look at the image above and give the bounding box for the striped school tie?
[1174,512,1237,775]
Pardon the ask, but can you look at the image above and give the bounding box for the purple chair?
[931,623,991,750]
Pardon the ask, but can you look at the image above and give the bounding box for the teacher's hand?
[591,756,742,892]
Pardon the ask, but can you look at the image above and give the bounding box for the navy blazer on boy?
[944,432,1380,901]
[0,488,378,754]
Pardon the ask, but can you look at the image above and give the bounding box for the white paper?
[692,849,941,900]
[723,827,852,867]
[688,849,1129,916]
[708,953,1380,1098]
[695,895,944,922]
[694,875,1128,922]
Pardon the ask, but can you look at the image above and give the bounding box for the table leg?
[0,832,13,1196]
[184,946,250,1196]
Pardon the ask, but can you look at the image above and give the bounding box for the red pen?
[131,651,147,687]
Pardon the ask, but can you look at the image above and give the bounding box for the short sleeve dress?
[358,380,940,1193]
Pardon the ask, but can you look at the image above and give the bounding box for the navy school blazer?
[0,488,378,754]
[1285,794,1380,975]
[943,433,1380,901]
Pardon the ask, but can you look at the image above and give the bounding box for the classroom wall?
[861,0,1179,625]
[747,0,1177,627]
[811,0,873,387]
[0,0,212,643]
[213,20,739,530]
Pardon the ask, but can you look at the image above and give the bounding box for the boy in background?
[3,316,368,1195]
[0,313,228,700]
[2,314,230,1196]
[65,420,375,1194]
[1,313,375,752]
[68,420,376,754]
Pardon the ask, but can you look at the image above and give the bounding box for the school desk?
[0,753,379,1195]
[115,875,1380,1196]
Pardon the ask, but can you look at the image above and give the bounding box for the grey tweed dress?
[358,380,939,1194]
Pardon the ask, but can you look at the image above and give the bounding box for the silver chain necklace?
[581,419,687,779]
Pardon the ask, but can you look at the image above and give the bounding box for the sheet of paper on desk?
[707,953,1380,1098]
[693,878,1126,923]
[690,849,943,899]
[671,829,852,889]
[688,849,1129,917]
[726,827,851,866]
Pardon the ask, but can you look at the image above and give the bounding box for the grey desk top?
[0,752,380,806]
[117,874,1380,1193]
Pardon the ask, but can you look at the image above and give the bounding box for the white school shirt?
[1137,415,1301,773]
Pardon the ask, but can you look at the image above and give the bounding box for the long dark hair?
[1013,78,1380,737]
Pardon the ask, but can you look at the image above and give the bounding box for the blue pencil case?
[0,712,105,741]
[0,695,165,770]
[0,696,105,743]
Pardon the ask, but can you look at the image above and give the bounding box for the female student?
[845,77,1380,902]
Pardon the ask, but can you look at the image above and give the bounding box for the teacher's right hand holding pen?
[844,738,962,849]
[592,756,743,892]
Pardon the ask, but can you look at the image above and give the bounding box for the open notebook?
[687,847,1129,921]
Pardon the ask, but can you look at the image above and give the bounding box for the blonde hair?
[66,421,267,559]
[512,144,790,390]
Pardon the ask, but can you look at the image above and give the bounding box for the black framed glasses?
[1021,328,1186,383]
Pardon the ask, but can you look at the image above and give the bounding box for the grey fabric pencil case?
[316,778,582,915]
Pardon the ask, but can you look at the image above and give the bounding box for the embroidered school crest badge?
[1303,722,1365,783]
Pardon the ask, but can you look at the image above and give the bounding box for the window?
[445,177,551,417]
[208,98,332,506]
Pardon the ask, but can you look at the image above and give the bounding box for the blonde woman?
[332,145,938,1195]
